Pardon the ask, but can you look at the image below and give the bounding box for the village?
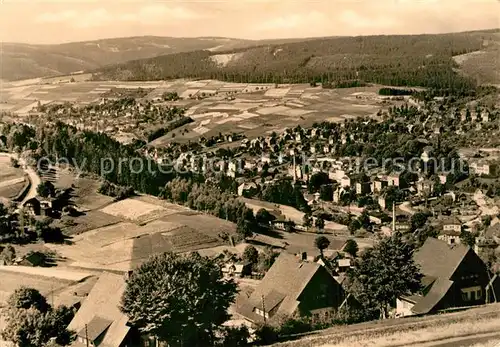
[1,75,500,346]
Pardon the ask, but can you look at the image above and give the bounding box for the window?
[254,308,269,319]
[461,286,482,302]
[312,313,320,322]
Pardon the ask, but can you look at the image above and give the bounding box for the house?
[236,253,348,325]
[481,111,490,123]
[441,216,462,234]
[470,160,497,177]
[68,272,143,347]
[421,146,434,164]
[396,238,494,317]
[378,195,390,210]
[387,173,403,188]
[336,258,352,273]
[339,176,351,188]
[437,173,449,185]
[474,237,498,256]
[15,251,46,267]
[355,182,371,195]
[394,214,411,233]
[372,179,388,194]
[416,179,434,195]
[437,216,462,245]
[270,217,295,231]
[237,182,258,197]
[23,197,41,216]
[222,263,250,278]
[333,187,344,204]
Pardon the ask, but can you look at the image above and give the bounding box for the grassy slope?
[0,36,253,81]
[272,304,500,347]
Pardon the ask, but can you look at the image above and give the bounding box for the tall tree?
[314,236,330,256]
[348,233,422,318]
[344,239,359,258]
[315,217,325,231]
[1,288,73,347]
[121,252,238,346]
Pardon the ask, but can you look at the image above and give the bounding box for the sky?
[0,0,499,44]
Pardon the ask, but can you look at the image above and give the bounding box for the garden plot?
[185,81,209,88]
[192,112,228,120]
[237,112,259,119]
[0,177,25,189]
[255,105,292,115]
[301,93,321,99]
[216,117,241,125]
[285,101,306,108]
[238,123,259,130]
[208,104,247,111]
[60,210,122,235]
[279,108,315,117]
[100,198,166,221]
[327,116,348,123]
[180,89,199,98]
[193,126,211,134]
[0,266,91,282]
[264,88,291,98]
[198,89,218,95]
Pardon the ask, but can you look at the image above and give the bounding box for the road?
[412,331,500,347]
[0,153,41,204]
[19,158,41,205]
[399,201,416,215]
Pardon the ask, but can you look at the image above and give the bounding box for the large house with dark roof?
[68,272,145,347]
[235,252,349,326]
[396,238,495,317]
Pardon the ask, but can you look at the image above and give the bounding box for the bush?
[278,317,312,336]
[254,325,279,345]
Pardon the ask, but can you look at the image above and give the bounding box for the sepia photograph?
[0,0,500,346]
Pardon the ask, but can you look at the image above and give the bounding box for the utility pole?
[85,324,89,347]
[261,295,267,325]
[392,202,396,234]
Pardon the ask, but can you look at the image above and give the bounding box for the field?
[45,193,238,271]
[0,267,85,305]
[0,155,27,199]
[100,198,167,222]
[273,304,500,347]
[1,78,397,146]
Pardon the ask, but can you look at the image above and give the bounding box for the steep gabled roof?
[236,252,322,324]
[68,272,130,347]
[414,238,469,280]
[409,238,471,315]
[77,316,112,341]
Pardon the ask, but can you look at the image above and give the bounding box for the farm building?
[235,252,349,325]
[68,272,147,347]
[396,238,498,318]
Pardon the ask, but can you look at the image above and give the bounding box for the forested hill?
[95,30,500,90]
[0,36,253,81]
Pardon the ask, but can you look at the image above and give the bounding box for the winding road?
[0,153,41,204]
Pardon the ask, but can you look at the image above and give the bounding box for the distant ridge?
[94,29,500,88]
[2,28,499,83]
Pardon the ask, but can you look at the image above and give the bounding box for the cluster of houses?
[234,236,500,325]
[63,236,500,347]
